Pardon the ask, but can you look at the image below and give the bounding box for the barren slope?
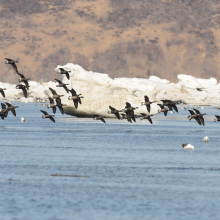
[1,0,220,83]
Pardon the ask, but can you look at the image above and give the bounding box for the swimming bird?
[188,110,201,125]
[140,113,153,124]
[40,110,55,122]
[122,102,138,122]
[49,87,64,99]
[108,106,121,119]
[180,143,194,150]
[58,68,71,80]
[47,97,57,114]
[0,88,6,98]
[68,88,84,109]
[193,108,206,126]
[214,115,220,122]
[5,102,19,116]
[157,104,168,116]
[141,95,155,113]
[54,79,69,93]
[5,58,19,73]
[16,84,28,98]
[17,73,30,88]
[20,117,28,122]
[93,114,106,123]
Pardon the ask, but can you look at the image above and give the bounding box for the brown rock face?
[1,0,220,83]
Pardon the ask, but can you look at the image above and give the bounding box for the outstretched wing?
[22,88,27,98]
[125,102,131,108]
[69,88,77,96]
[48,97,54,104]
[65,72,70,80]
[5,102,12,107]
[101,118,106,123]
[144,95,149,102]
[146,104,150,113]
[59,68,65,71]
[215,115,220,119]
[172,104,178,113]
[17,72,25,78]
[54,78,62,84]
[63,85,69,93]
[0,90,5,98]
[109,106,116,111]
[73,99,78,109]
[5,58,13,61]
[147,117,153,124]
[195,117,201,125]
[188,110,195,115]
[193,108,201,114]
[49,116,55,123]
[140,113,146,116]
[11,63,18,73]
[49,87,57,95]
[40,110,48,115]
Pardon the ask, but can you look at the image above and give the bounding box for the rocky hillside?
[1,0,220,83]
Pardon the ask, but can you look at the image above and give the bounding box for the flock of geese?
[2,58,220,127]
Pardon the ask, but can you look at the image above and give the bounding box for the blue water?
[1,103,220,220]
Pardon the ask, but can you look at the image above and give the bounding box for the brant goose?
[47,97,57,114]
[58,68,71,80]
[54,79,69,93]
[188,110,201,125]
[122,102,138,123]
[193,108,206,126]
[140,113,153,124]
[180,143,194,150]
[141,95,155,113]
[5,58,19,73]
[68,88,84,109]
[49,87,64,99]
[214,115,220,122]
[93,114,106,123]
[16,84,28,98]
[40,110,55,123]
[108,106,121,119]
[5,102,19,116]
[157,104,168,116]
[161,100,178,113]
[17,73,30,88]
[0,88,6,98]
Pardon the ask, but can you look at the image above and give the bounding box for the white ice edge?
[0,63,219,117]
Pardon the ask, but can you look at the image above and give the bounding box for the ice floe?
[0,63,220,117]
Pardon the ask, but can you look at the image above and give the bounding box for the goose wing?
[69,88,77,96]
[17,72,25,78]
[5,102,12,107]
[144,95,149,102]
[57,105,64,114]
[52,106,56,114]
[1,103,6,109]
[147,117,153,124]
[59,68,65,71]
[0,90,5,98]
[195,117,201,125]
[188,110,195,115]
[49,116,55,123]
[125,102,131,108]
[73,99,78,109]
[21,88,27,98]
[101,118,106,123]
[11,109,16,116]
[193,108,201,114]
[48,97,54,104]
[65,72,70,80]
[11,63,18,73]
[199,116,205,126]
[5,58,13,61]
[49,87,57,95]
[172,104,178,113]
[63,85,69,93]
[109,106,116,111]
[115,112,120,119]
[146,104,150,113]
[157,104,163,109]
[40,110,48,115]
[54,78,62,84]
[215,115,220,119]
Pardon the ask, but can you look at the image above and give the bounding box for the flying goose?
[141,95,155,113]
[40,110,55,122]
[188,110,201,125]
[5,102,19,116]
[17,73,30,88]
[180,143,194,150]
[5,58,19,73]
[0,88,6,98]
[193,108,206,126]
[54,79,69,93]
[0,103,8,120]
[16,84,28,98]
[122,102,138,122]
[140,113,153,124]
[49,87,64,99]
[58,68,71,80]
[93,114,106,123]
[161,100,178,113]
[157,104,168,116]
[68,88,84,109]
[47,97,57,114]
[214,115,220,122]
[108,106,121,119]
